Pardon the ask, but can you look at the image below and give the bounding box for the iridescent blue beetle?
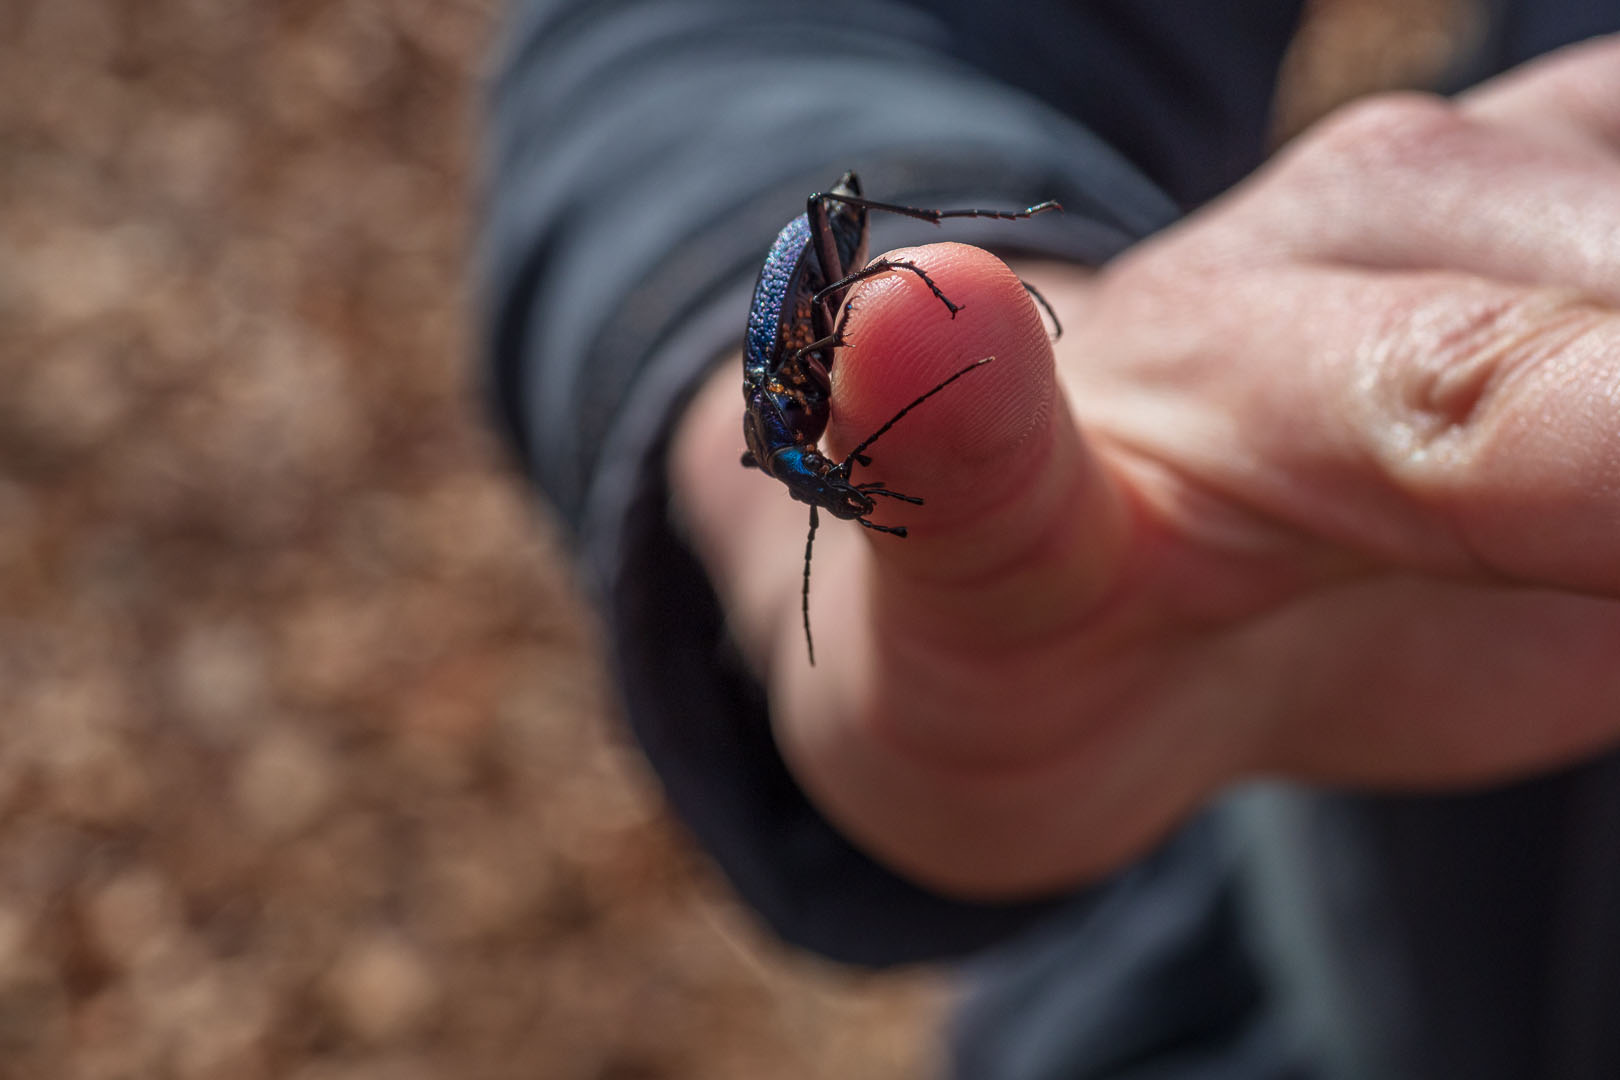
[740,172,1060,663]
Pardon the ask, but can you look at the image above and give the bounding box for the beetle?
[740,171,1060,664]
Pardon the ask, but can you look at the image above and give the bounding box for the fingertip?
[815,243,1128,652]
[827,242,1059,505]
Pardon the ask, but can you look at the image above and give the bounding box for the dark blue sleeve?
[907,0,1306,206]
[479,0,1298,965]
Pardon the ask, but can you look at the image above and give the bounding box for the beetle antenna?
[857,484,924,504]
[814,193,1062,225]
[802,505,818,666]
[841,357,993,468]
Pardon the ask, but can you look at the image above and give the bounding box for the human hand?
[669,37,1620,898]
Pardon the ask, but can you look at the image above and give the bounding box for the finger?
[1253,575,1620,786]
[1081,257,1620,595]
[1459,34,1620,154]
[1241,92,1620,302]
[818,242,1129,659]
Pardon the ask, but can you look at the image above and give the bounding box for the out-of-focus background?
[0,2,1474,1077]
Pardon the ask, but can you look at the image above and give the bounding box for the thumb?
[825,242,1129,655]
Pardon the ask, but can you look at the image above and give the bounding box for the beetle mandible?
[740,171,1061,664]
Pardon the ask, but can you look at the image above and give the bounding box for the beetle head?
[817,472,875,520]
[776,446,872,520]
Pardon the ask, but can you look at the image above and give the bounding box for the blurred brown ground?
[0,2,1474,1078]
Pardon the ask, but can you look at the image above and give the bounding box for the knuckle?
[1295,91,1468,175]
[1365,286,1608,472]
[1251,93,1473,246]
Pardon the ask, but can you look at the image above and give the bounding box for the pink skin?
[670,37,1620,899]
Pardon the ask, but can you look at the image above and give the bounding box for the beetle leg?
[816,258,962,319]
[806,192,1061,226]
[856,518,908,538]
[1022,279,1062,340]
[802,505,819,665]
[807,193,852,295]
[856,484,924,505]
[790,333,843,365]
[790,298,858,367]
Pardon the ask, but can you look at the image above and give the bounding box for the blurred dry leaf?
[0,1,946,1078]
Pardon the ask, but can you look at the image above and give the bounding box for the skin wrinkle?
[1382,289,1612,462]
[881,505,1161,703]
[1062,337,1405,625]
[857,637,1150,777]
[1123,479,1381,636]
[912,510,1156,658]
[1080,394,1383,578]
[852,623,1259,816]
[1369,292,1620,586]
[804,626,1266,897]
[873,503,1116,656]
[868,412,1065,588]
[856,514,1257,775]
